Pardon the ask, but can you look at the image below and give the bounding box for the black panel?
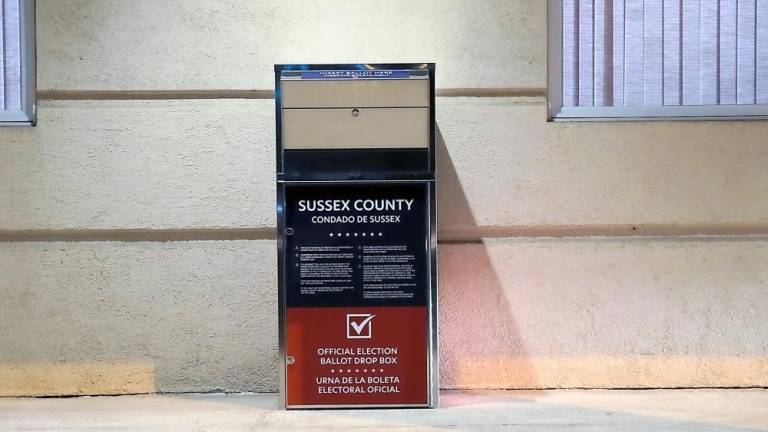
[280,149,430,181]
[283,182,429,308]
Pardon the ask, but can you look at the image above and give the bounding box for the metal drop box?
[275,64,438,409]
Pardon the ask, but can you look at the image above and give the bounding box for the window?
[1,0,34,125]
[548,0,768,120]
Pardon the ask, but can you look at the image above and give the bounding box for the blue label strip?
[300,70,411,80]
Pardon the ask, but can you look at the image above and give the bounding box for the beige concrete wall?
[2,239,766,396]
[0,0,766,396]
[3,99,767,233]
[0,241,277,396]
[36,0,546,92]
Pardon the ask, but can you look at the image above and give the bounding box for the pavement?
[0,389,766,431]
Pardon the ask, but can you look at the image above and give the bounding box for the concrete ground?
[0,390,766,431]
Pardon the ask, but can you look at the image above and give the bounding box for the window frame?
[0,0,35,126]
[547,0,768,121]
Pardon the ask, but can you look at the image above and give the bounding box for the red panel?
[286,306,428,406]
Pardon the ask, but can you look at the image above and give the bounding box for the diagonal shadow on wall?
[435,125,539,392]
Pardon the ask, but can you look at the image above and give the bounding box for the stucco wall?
[0,0,766,396]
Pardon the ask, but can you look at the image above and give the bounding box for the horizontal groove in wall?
[439,224,768,243]
[437,88,547,97]
[37,88,547,101]
[37,90,276,100]
[0,228,276,243]
[2,224,768,243]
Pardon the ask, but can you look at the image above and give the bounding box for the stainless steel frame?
[275,64,438,410]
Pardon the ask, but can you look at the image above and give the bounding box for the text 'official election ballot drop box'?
[275,64,438,409]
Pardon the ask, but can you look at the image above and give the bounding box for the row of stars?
[330,368,385,373]
[330,232,383,237]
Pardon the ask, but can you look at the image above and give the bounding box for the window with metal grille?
[548,0,768,120]
[1,0,34,125]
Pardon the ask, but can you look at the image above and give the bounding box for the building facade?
[0,0,767,396]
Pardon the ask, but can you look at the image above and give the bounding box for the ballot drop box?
[275,64,438,409]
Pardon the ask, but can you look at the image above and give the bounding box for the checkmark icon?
[350,316,375,335]
[346,314,375,339]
